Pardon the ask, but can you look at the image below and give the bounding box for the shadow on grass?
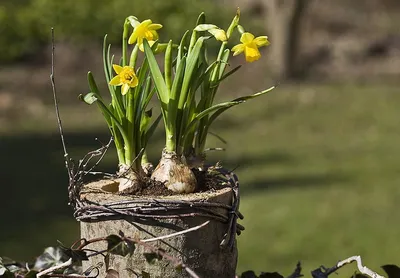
[0,131,346,260]
[0,131,117,260]
[239,173,349,196]
[208,152,350,196]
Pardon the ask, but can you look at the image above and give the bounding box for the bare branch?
[337,256,385,278]
[50,28,72,182]
[142,221,210,243]
[36,258,72,277]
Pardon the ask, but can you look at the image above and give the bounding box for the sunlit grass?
[0,82,399,277]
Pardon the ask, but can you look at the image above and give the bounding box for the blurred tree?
[264,0,309,79]
[0,0,236,63]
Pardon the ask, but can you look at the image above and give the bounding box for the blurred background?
[1,0,400,276]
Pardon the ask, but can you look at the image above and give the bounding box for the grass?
[0,82,399,277]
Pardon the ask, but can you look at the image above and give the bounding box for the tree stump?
[79,180,238,278]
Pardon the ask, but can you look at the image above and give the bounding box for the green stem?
[122,20,130,66]
[165,128,176,153]
[210,41,227,85]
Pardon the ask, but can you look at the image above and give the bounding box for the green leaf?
[196,12,206,26]
[59,244,88,262]
[143,113,162,148]
[177,30,189,68]
[165,40,173,91]
[103,36,125,120]
[34,247,69,270]
[217,48,231,80]
[187,85,276,143]
[178,37,205,109]
[143,39,169,105]
[168,56,186,127]
[87,71,100,94]
[143,252,162,264]
[106,235,135,257]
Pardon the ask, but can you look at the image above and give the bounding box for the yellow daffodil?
[128,19,162,50]
[231,32,270,62]
[194,24,227,42]
[109,65,138,95]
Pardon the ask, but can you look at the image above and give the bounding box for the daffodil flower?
[128,19,162,50]
[231,32,270,62]
[109,65,138,95]
[194,24,227,42]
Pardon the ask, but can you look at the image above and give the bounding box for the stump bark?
[79,180,238,278]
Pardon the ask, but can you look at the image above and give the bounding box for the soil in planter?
[85,168,229,196]
[129,168,228,196]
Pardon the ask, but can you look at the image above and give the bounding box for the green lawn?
[0,82,399,277]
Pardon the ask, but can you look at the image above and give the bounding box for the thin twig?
[337,256,385,278]
[50,28,71,182]
[142,220,210,242]
[37,258,73,277]
[312,255,385,278]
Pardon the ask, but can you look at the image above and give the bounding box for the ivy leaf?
[143,252,162,264]
[240,271,258,278]
[33,247,69,270]
[105,269,119,278]
[350,274,369,278]
[0,258,6,276]
[382,264,400,278]
[58,242,88,262]
[106,235,135,257]
[259,272,284,278]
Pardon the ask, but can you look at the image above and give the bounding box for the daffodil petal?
[128,30,138,44]
[244,45,261,62]
[149,30,159,41]
[148,23,162,30]
[254,36,270,47]
[112,64,123,74]
[139,44,144,52]
[109,75,121,86]
[240,32,255,44]
[130,76,139,88]
[141,19,152,27]
[121,84,130,95]
[137,36,144,46]
[231,44,245,56]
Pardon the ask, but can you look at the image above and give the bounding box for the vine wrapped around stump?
[70,167,243,278]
